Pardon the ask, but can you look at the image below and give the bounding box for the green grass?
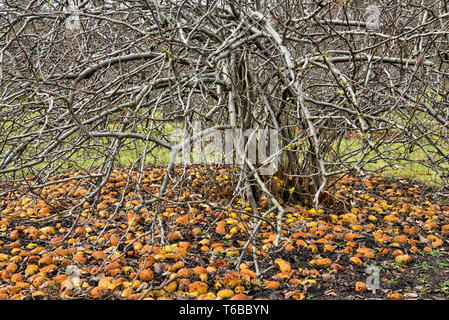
[112,128,449,189]
[3,115,449,190]
[331,135,449,186]
[63,123,180,168]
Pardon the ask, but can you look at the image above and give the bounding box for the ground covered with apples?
[1,166,449,300]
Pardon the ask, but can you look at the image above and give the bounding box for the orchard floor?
[1,166,449,300]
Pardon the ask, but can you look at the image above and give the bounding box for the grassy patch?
[331,136,449,186]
